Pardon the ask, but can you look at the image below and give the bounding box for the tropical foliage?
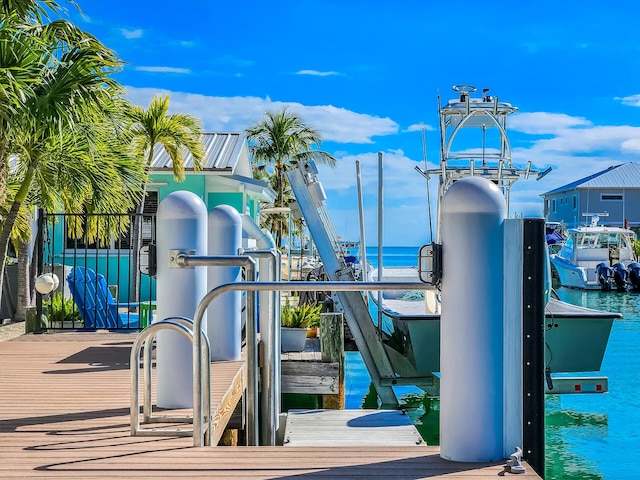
[0,1,146,317]
[48,291,82,325]
[280,299,322,328]
[124,94,205,300]
[246,108,336,247]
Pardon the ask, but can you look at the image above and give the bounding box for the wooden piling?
[320,313,345,409]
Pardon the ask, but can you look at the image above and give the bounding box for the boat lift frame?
[286,164,438,406]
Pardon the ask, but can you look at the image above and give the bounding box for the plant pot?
[281,327,308,352]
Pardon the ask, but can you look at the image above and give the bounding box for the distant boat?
[550,213,639,291]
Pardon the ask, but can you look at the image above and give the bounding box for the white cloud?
[317,151,434,246]
[616,94,640,107]
[621,138,640,153]
[134,66,191,74]
[524,125,640,154]
[120,28,143,39]
[509,112,592,134]
[317,150,428,203]
[296,70,340,77]
[405,123,436,133]
[124,87,398,144]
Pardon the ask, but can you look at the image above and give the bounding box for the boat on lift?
[285,85,620,401]
[371,85,619,383]
[550,213,639,291]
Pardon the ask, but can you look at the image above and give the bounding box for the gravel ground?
[0,321,25,342]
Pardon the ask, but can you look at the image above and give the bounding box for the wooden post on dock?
[320,313,345,409]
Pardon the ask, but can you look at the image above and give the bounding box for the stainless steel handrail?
[175,255,257,447]
[191,280,430,447]
[130,317,211,440]
[240,249,281,446]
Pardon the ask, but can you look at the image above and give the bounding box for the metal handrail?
[130,317,211,441]
[240,249,281,446]
[191,280,431,447]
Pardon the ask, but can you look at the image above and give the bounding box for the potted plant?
[280,300,322,352]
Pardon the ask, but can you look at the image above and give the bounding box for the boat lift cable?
[421,122,434,242]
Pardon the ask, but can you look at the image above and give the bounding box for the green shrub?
[47,292,83,325]
[281,300,322,328]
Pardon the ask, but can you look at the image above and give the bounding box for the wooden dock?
[0,332,542,479]
[284,408,425,446]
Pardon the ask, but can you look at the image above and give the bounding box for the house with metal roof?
[147,132,275,217]
[541,162,640,230]
[40,132,275,307]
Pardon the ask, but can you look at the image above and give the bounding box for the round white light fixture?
[35,273,58,295]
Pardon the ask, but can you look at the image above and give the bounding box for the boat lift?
[286,162,441,406]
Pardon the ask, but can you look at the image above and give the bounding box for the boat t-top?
[419,85,535,240]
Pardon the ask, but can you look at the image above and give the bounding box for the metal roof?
[149,132,245,170]
[542,162,640,196]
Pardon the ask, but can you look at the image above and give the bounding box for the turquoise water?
[343,246,640,479]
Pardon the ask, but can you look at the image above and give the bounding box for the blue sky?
[71,0,640,246]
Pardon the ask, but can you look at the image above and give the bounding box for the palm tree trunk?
[0,140,7,207]
[0,166,36,305]
[15,241,31,322]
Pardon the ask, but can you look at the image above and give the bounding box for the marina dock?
[0,333,541,479]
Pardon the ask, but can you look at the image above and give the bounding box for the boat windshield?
[576,232,630,249]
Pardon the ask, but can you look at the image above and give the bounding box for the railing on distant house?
[37,211,156,332]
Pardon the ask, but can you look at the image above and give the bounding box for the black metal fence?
[36,211,156,332]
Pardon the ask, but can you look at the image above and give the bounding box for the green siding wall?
[207,192,244,213]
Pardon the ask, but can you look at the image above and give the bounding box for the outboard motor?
[595,262,613,291]
[612,262,628,292]
[628,262,640,292]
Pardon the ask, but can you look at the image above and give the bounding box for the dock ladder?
[130,317,212,442]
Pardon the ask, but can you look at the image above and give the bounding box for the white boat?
[368,85,620,380]
[550,213,639,290]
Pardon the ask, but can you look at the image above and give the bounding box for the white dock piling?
[440,177,507,462]
[207,205,242,361]
[155,191,208,408]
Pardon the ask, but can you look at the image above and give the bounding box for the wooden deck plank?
[0,333,541,479]
[284,409,425,446]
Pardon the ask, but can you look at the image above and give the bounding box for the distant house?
[46,132,275,303]
[541,162,640,230]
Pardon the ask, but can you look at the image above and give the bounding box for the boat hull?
[377,296,616,375]
[550,255,600,289]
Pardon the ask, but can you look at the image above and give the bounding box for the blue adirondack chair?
[67,266,139,329]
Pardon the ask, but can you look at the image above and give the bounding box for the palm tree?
[0,7,146,300]
[0,0,80,206]
[125,94,205,301]
[0,1,75,22]
[245,108,337,247]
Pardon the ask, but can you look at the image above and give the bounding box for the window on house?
[601,193,623,201]
[573,196,577,209]
[552,199,557,212]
